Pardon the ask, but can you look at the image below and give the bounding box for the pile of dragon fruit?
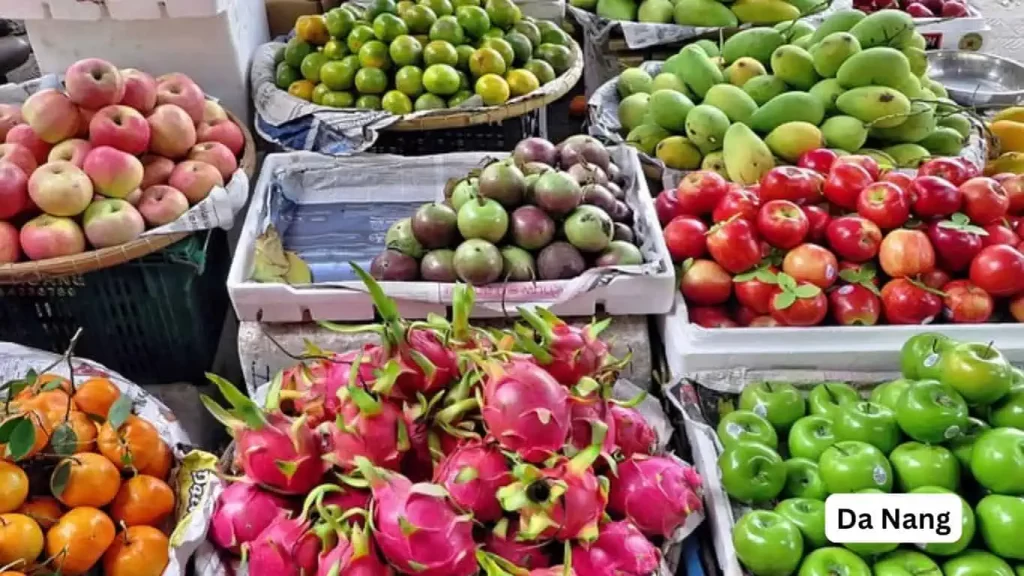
[200,265,704,576]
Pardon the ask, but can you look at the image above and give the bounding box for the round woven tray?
[0,109,257,285]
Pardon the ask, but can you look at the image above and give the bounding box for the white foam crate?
[915,6,991,51]
[1,0,268,121]
[228,150,675,322]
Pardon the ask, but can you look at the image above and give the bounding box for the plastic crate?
[368,109,545,155]
[0,231,231,386]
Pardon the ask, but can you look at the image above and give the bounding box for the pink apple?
[119,68,158,114]
[89,104,151,155]
[82,198,145,248]
[83,146,144,199]
[0,143,38,175]
[196,118,244,157]
[20,89,80,144]
[138,185,189,226]
[48,138,93,168]
[203,100,228,124]
[168,160,223,204]
[146,104,196,159]
[0,104,23,141]
[0,162,28,220]
[6,124,53,164]
[124,188,143,206]
[77,107,96,138]
[64,58,125,110]
[28,161,94,217]
[140,154,175,189]
[19,214,86,260]
[0,221,19,263]
[188,141,237,180]
[155,73,205,125]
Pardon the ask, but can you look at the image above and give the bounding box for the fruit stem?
[435,397,480,425]
[568,420,608,475]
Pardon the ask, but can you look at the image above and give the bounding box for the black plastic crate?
[368,109,543,155]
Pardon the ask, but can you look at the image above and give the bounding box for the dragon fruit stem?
[451,283,475,342]
[568,421,608,476]
[435,397,479,425]
[204,373,266,430]
[609,391,647,408]
[346,385,383,417]
[350,521,372,559]
[517,307,556,341]
[353,455,385,489]
[477,550,529,576]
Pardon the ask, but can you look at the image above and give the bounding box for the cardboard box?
[265,0,322,38]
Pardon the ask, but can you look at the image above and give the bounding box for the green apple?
[739,381,807,433]
[976,494,1024,560]
[833,401,901,454]
[819,440,893,493]
[782,458,829,501]
[1011,367,1024,388]
[808,382,860,419]
[717,409,779,451]
[949,417,991,470]
[900,332,954,380]
[1015,565,1023,576]
[911,486,975,556]
[872,549,942,576]
[870,378,913,412]
[942,549,1015,576]
[844,540,898,557]
[776,498,827,549]
[888,442,960,491]
[789,415,837,461]
[990,386,1024,429]
[940,341,1013,405]
[894,380,969,444]
[733,510,803,576]
[797,547,871,576]
[719,441,786,503]
[970,427,1024,495]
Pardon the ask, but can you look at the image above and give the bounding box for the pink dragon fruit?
[320,385,409,472]
[319,486,372,526]
[356,457,478,576]
[567,396,617,457]
[280,348,380,425]
[570,521,660,576]
[246,515,323,576]
[497,424,609,542]
[481,359,571,463]
[203,374,325,495]
[530,567,575,576]
[209,481,291,555]
[316,522,394,576]
[608,455,703,538]
[608,404,656,457]
[433,439,513,522]
[484,518,552,571]
[517,308,610,387]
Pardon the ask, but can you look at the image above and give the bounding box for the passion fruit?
[411,202,458,248]
[536,241,586,280]
[595,240,643,267]
[456,196,508,243]
[533,171,582,218]
[564,205,613,253]
[385,217,425,258]
[453,239,503,285]
[370,250,420,280]
[509,205,555,251]
[501,246,536,281]
[420,249,458,281]
[477,160,526,208]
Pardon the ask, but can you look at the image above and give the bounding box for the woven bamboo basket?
[0,109,256,285]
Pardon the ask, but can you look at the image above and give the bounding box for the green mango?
[924,78,949,99]
[810,32,861,78]
[650,72,693,97]
[743,74,789,106]
[836,47,914,90]
[938,113,971,138]
[785,0,826,14]
[775,20,815,41]
[748,91,825,133]
[809,78,846,114]
[870,100,935,143]
[722,28,786,65]
[617,68,653,97]
[703,84,759,123]
[626,124,671,155]
[883,143,931,168]
[723,123,776,185]
[655,136,703,170]
[673,0,738,26]
[902,46,927,77]
[821,115,868,151]
[809,8,866,44]
[771,45,819,91]
[836,86,911,128]
[765,121,825,162]
[637,0,674,22]
[730,0,800,24]
[848,9,915,49]
[792,35,814,49]
[648,89,695,133]
[685,104,732,153]
[725,58,767,87]
[618,93,651,133]
[663,45,724,99]
[693,39,721,58]
[919,127,967,156]
[597,0,637,19]
[701,151,728,179]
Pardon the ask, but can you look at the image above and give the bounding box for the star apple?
[889,442,959,491]
[663,216,707,262]
[981,223,1020,247]
[942,550,1015,576]
[797,547,871,576]
[873,549,942,576]
[789,415,837,461]
[801,205,831,243]
[808,382,860,419]
[769,279,828,326]
[824,163,873,210]
[856,181,910,230]
[829,284,881,326]
[680,259,732,306]
[939,341,1013,405]
[798,149,839,174]
[739,381,807,432]
[960,177,1010,225]
[990,387,1024,429]
[909,487,975,556]
[942,280,994,324]
[976,494,1024,560]
[870,379,913,412]
[758,199,810,249]
[826,215,882,263]
[895,380,969,444]
[782,458,829,501]
[783,243,838,289]
[716,409,778,450]
[835,155,881,180]
[969,245,1024,297]
[879,229,935,278]
[689,305,738,328]
[676,170,729,216]
[733,510,804,576]
[734,265,778,315]
[760,166,822,204]
[776,498,827,548]
[970,428,1024,495]
[949,417,991,469]
[881,278,942,325]
[712,187,759,223]
[918,157,970,186]
[900,333,955,381]
[911,175,962,219]
[819,440,893,493]
[706,217,762,274]
[927,215,986,272]
[718,441,786,503]
[834,401,901,454]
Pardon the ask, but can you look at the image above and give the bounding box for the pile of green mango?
[573,0,821,27]
[615,9,973,183]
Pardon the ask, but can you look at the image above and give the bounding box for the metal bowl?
[927,50,1024,108]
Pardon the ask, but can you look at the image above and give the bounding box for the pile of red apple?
[0,57,246,264]
[658,150,1024,328]
[854,0,972,18]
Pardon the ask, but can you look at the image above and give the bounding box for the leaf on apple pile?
[907,277,947,298]
[937,212,988,236]
[734,264,778,284]
[773,272,822,310]
[838,263,882,296]
[251,226,313,285]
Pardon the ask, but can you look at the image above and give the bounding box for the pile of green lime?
[274,0,577,114]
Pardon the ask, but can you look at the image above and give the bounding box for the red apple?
[802,205,831,243]
[89,105,151,155]
[759,166,821,204]
[64,58,125,110]
[797,148,838,174]
[881,278,942,324]
[941,1,969,16]
[911,175,962,218]
[138,185,190,227]
[959,176,1009,224]
[942,279,993,323]
[856,181,910,229]
[969,244,1024,297]
[734,265,778,314]
[83,146,144,199]
[879,228,935,278]
[880,171,914,194]
[981,223,1019,247]
[0,162,28,220]
[749,316,782,327]
[6,124,52,164]
[676,171,730,216]
[782,243,838,289]
[824,162,873,210]
[733,305,759,327]
[196,118,245,157]
[834,155,881,180]
[757,200,809,249]
[203,101,229,124]
[140,155,176,190]
[147,104,197,159]
[20,89,79,144]
[921,269,952,291]
[993,173,1024,214]
[0,104,23,141]
[0,143,37,177]
[654,189,682,225]
[918,157,969,186]
[829,284,882,325]
[47,139,93,169]
[168,160,223,204]
[156,73,206,125]
[680,259,732,305]
[19,214,86,260]
[29,161,94,217]
[187,141,238,180]
[1010,293,1024,322]
[118,68,158,115]
[663,216,707,262]
[768,279,827,326]
[926,216,985,272]
[689,305,737,328]
[826,215,882,262]
[712,188,759,223]
[906,2,936,15]
[706,218,761,273]
[0,220,19,263]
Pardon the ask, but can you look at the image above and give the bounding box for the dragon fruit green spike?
[201,374,325,495]
[356,457,478,576]
[481,359,572,463]
[209,481,290,555]
[433,439,513,522]
[570,521,660,576]
[484,518,552,571]
[516,307,611,387]
[567,394,618,456]
[608,455,704,538]
[316,520,394,576]
[320,383,410,472]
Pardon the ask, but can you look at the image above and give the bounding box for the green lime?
[275,62,302,90]
[423,40,459,66]
[480,37,514,68]
[481,27,504,39]
[356,95,383,109]
[320,56,360,90]
[323,39,350,60]
[373,13,409,41]
[359,40,392,69]
[389,35,423,67]
[456,5,491,39]
[419,0,454,16]
[402,4,438,34]
[366,0,399,20]
[506,68,539,96]
[513,20,541,47]
[415,93,448,110]
[429,15,465,44]
[541,27,571,46]
[534,20,560,36]
[355,67,389,94]
[484,0,521,30]
[288,80,316,101]
[284,37,313,68]
[414,33,431,46]
[341,3,364,20]
[468,47,506,77]
[457,70,471,90]
[300,52,329,83]
[398,0,416,13]
[503,31,533,65]
[535,43,573,75]
[455,44,475,69]
[322,90,356,108]
[422,63,461,95]
[312,83,331,105]
[395,65,425,96]
[347,24,377,53]
[454,0,481,6]
[475,73,510,105]
[523,58,555,84]
[274,46,286,65]
[448,89,475,107]
[325,8,356,38]
[382,90,414,114]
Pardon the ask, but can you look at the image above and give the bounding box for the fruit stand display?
[667,333,1024,576]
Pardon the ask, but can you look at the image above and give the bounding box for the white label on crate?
[825,493,962,544]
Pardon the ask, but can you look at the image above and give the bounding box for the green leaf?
[838,268,861,283]
[0,415,25,444]
[773,291,797,310]
[951,212,969,225]
[50,423,78,456]
[862,281,882,297]
[793,284,822,298]
[964,224,989,236]
[1,378,29,400]
[755,268,778,284]
[107,394,132,431]
[40,378,65,392]
[50,459,71,498]
[23,369,37,386]
[7,417,37,461]
[349,261,399,322]
[733,269,757,282]
[776,272,797,291]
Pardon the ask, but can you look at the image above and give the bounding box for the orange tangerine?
[16,497,62,531]
[109,475,174,528]
[97,416,160,473]
[45,507,115,576]
[102,525,169,576]
[71,378,120,419]
[53,453,121,509]
[0,462,28,514]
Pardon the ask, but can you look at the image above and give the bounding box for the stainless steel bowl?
[927,50,1024,108]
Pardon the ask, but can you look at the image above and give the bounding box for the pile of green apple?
[716,332,1024,576]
